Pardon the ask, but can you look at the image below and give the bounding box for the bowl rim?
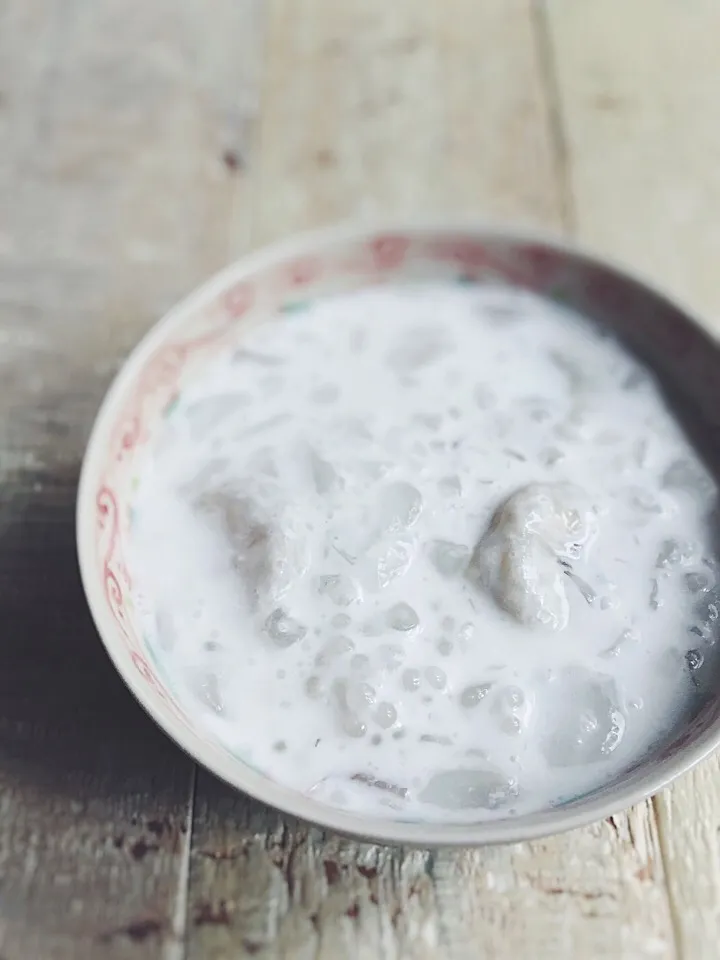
[77,217,720,846]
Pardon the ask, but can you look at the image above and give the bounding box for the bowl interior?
[77,224,720,845]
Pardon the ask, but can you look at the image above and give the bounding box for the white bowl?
[77,221,720,845]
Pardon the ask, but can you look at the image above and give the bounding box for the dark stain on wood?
[222,149,244,172]
[100,918,164,943]
[194,900,232,926]
[130,838,160,860]
[197,846,242,861]
[324,859,341,884]
[390,36,420,54]
[147,817,171,836]
[315,147,337,168]
[357,864,377,880]
[346,902,360,919]
[592,93,623,112]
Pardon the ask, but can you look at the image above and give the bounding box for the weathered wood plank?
[250,0,562,244]
[187,2,675,958]
[0,0,264,957]
[546,0,720,327]
[547,2,720,957]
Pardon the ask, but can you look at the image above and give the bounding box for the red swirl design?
[370,235,410,270]
[224,281,254,318]
[287,256,322,287]
[96,485,129,636]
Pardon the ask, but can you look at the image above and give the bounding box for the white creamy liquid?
[130,283,719,821]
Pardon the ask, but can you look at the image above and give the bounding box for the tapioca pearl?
[316,573,362,607]
[350,654,372,676]
[425,666,447,690]
[331,612,353,629]
[304,675,326,699]
[265,608,307,647]
[344,679,377,715]
[377,643,405,672]
[375,702,398,729]
[386,602,419,632]
[457,622,474,643]
[427,540,471,578]
[436,638,454,657]
[491,685,531,735]
[332,679,368,738]
[460,683,493,708]
[314,635,355,667]
[437,475,462,498]
[402,668,422,692]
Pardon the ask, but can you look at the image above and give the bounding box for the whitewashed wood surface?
[0,1,719,957]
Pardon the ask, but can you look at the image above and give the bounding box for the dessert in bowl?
[77,222,720,845]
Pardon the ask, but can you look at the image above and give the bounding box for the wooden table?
[2,1,720,957]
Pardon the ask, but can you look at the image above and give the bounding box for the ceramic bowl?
[77,221,720,845]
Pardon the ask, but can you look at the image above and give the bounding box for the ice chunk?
[376,482,423,533]
[419,768,518,811]
[193,673,224,714]
[438,475,462,498]
[685,571,713,595]
[466,483,598,631]
[315,635,355,666]
[662,458,715,499]
[329,485,420,567]
[427,540,470,578]
[308,447,343,495]
[655,539,698,569]
[360,537,414,592]
[316,573,361,607]
[539,668,626,766]
[265,608,307,647]
[686,649,704,672]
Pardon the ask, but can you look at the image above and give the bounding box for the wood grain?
[0,1,262,957]
[250,0,562,243]
[548,2,720,956]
